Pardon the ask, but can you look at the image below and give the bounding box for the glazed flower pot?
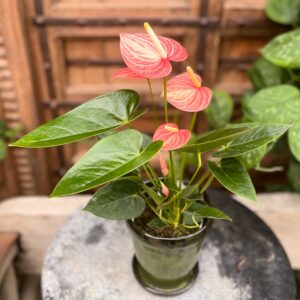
[127,216,212,295]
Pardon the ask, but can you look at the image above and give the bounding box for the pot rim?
[127,217,212,242]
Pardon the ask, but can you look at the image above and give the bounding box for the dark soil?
[131,207,200,238]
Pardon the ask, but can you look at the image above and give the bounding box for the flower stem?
[146,79,158,127]
[142,165,160,191]
[163,76,176,185]
[189,170,211,195]
[185,151,201,189]
[163,77,168,123]
[169,151,176,184]
[147,163,161,187]
[200,174,214,194]
[179,112,198,185]
[189,112,198,132]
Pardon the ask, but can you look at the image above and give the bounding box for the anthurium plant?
[11,23,290,234]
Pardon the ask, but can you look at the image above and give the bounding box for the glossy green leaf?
[266,0,300,25]
[237,145,268,170]
[0,139,6,160]
[51,130,163,197]
[243,85,300,123]
[175,127,250,153]
[204,89,233,129]
[288,158,300,192]
[11,90,144,148]
[262,29,300,68]
[183,202,231,224]
[208,158,256,201]
[84,179,145,220]
[214,124,289,158]
[249,58,290,90]
[288,121,300,161]
[142,183,164,205]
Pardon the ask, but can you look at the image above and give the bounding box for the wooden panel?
[0,1,51,197]
[215,0,287,96]
[42,0,201,18]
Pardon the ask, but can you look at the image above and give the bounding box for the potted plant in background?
[11,23,290,295]
[236,0,300,191]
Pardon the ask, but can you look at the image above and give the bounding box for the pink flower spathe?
[153,123,190,151]
[115,33,187,79]
[166,70,212,112]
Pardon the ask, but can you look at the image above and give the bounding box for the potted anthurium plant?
[11,23,289,295]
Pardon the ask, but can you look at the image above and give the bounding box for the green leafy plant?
[0,120,21,161]
[235,0,300,192]
[11,23,289,235]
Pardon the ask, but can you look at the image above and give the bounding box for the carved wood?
[0,0,50,196]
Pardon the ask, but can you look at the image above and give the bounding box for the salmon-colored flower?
[159,152,169,176]
[160,181,169,196]
[113,23,187,79]
[165,66,212,112]
[153,123,190,151]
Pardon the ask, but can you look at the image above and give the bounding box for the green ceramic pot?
[127,217,211,295]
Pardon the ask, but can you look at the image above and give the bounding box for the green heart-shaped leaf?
[236,145,268,170]
[11,90,144,148]
[204,89,233,129]
[175,127,250,153]
[262,29,300,68]
[51,129,163,197]
[208,158,256,201]
[183,202,231,225]
[249,58,290,90]
[266,0,300,25]
[288,121,300,161]
[288,158,300,192]
[84,179,145,220]
[214,124,289,158]
[243,85,300,123]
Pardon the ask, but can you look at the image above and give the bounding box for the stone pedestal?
[42,189,296,300]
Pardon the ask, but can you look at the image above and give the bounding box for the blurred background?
[0,0,299,299]
[0,0,292,198]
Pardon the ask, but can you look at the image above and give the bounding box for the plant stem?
[147,163,161,189]
[146,79,158,126]
[189,112,198,132]
[157,192,180,210]
[163,77,168,123]
[189,170,211,195]
[162,76,176,185]
[169,151,176,184]
[142,165,160,191]
[179,112,198,185]
[200,174,214,193]
[147,163,159,180]
[185,151,201,189]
